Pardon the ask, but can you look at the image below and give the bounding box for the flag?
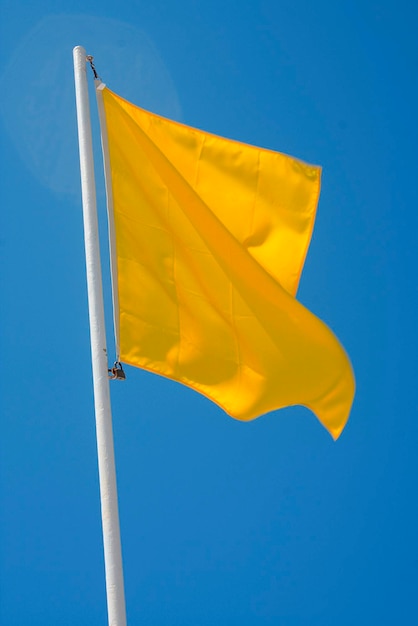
[97,84,355,439]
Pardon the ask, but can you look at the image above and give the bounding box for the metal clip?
[86,55,99,79]
[108,361,126,381]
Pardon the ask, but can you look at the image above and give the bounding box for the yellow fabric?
[100,86,355,439]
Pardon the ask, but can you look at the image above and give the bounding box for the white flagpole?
[73,45,127,626]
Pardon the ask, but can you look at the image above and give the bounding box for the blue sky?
[1,1,417,624]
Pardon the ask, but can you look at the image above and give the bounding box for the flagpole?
[73,45,127,626]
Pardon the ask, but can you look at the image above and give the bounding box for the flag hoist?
[73,44,355,626]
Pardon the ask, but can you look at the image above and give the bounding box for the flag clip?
[108,361,126,381]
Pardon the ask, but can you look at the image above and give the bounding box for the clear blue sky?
[1,1,417,624]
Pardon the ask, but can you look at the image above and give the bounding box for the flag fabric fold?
[97,85,355,439]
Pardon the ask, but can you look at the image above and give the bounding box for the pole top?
[73,45,87,60]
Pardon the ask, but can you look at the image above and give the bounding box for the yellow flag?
[98,85,355,439]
